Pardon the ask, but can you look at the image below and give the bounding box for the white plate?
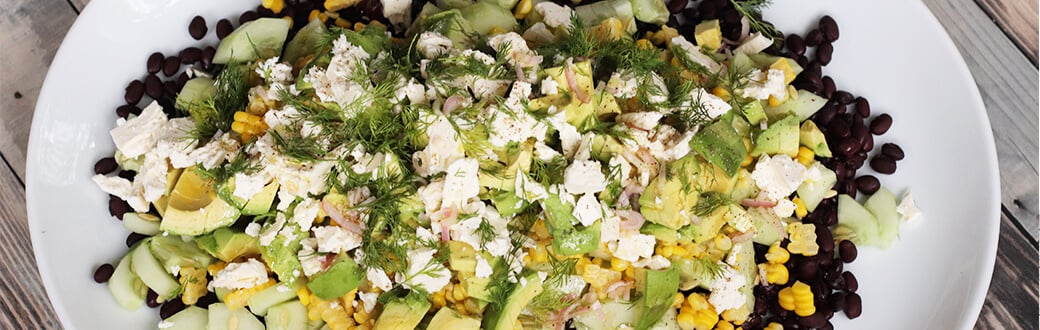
[27,0,1000,329]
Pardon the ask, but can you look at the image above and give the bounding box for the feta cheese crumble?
[211,258,270,290]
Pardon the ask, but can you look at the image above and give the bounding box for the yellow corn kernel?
[353,306,370,324]
[531,247,549,263]
[778,286,796,311]
[793,197,808,219]
[263,0,285,14]
[531,220,551,241]
[325,0,361,11]
[671,292,686,308]
[308,9,323,22]
[741,153,754,167]
[178,267,208,305]
[768,93,787,107]
[581,264,621,289]
[335,18,352,28]
[611,258,631,272]
[452,283,467,302]
[488,26,508,36]
[716,320,735,330]
[513,0,532,19]
[765,244,790,264]
[650,26,678,46]
[712,234,733,251]
[796,146,815,166]
[635,39,654,50]
[224,280,276,310]
[464,298,482,315]
[353,22,367,31]
[686,292,710,311]
[692,309,719,330]
[590,17,625,41]
[786,223,820,256]
[298,288,312,306]
[623,267,635,281]
[764,322,784,330]
[208,261,228,276]
[761,262,789,285]
[721,307,747,324]
[431,291,447,308]
[677,309,697,330]
[711,86,731,101]
[790,281,816,317]
[230,122,250,134]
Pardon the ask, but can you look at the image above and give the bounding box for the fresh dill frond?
[693,191,732,216]
[693,257,726,281]
[529,156,568,186]
[183,62,250,140]
[475,217,496,250]
[526,254,580,319]
[544,14,600,60]
[269,129,328,162]
[730,0,783,46]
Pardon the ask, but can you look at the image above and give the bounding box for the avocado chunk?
[428,307,482,329]
[640,223,679,244]
[374,293,431,330]
[639,175,694,230]
[213,18,291,64]
[447,241,478,273]
[420,9,476,48]
[483,273,545,330]
[694,20,723,50]
[283,18,328,65]
[688,204,731,243]
[194,227,261,262]
[632,266,680,329]
[799,120,832,158]
[690,116,747,176]
[266,300,310,330]
[751,115,800,158]
[160,170,242,236]
[541,194,600,256]
[740,99,767,125]
[574,0,638,35]
[765,89,827,121]
[149,234,215,272]
[490,189,529,217]
[260,224,305,284]
[242,182,279,215]
[748,206,786,245]
[306,257,363,300]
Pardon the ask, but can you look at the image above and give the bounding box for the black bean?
[196,292,219,308]
[160,299,187,319]
[838,240,857,263]
[216,19,234,39]
[844,181,857,198]
[824,208,838,226]
[257,4,276,17]
[179,47,202,64]
[816,225,834,253]
[697,0,718,18]
[844,293,862,319]
[163,81,179,98]
[720,8,741,24]
[819,15,840,42]
[124,80,144,104]
[115,105,137,118]
[126,233,148,248]
[828,291,846,311]
[93,263,115,283]
[162,57,180,77]
[822,321,835,330]
[796,54,809,67]
[870,113,893,135]
[118,170,136,180]
[144,74,163,99]
[239,11,259,24]
[786,34,806,56]
[855,175,880,194]
[188,16,207,40]
[146,290,160,308]
[667,0,688,13]
[683,8,700,21]
[853,97,870,117]
[806,29,824,46]
[852,125,869,149]
[201,46,217,67]
[821,76,835,98]
[816,42,833,65]
[825,268,845,289]
[94,157,118,174]
[881,143,905,160]
[797,260,819,280]
[667,15,680,28]
[828,117,851,139]
[813,104,837,126]
[146,52,164,74]
[843,271,859,292]
[862,134,874,152]
[837,138,859,157]
[870,154,897,174]
[799,312,829,328]
[832,90,853,105]
[805,61,822,78]
[722,24,742,41]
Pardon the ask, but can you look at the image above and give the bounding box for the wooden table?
[1,0,1036,328]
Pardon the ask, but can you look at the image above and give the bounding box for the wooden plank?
[0,0,79,180]
[70,0,88,12]
[974,213,1040,330]
[0,165,59,328]
[976,0,1039,64]
[923,0,1040,241]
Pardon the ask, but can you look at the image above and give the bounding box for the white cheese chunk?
[110,101,168,158]
[211,258,270,290]
[670,36,722,73]
[708,265,747,312]
[751,154,806,202]
[897,192,922,222]
[564,160,608,195]
[475,255,494,279]
[313,225,362,254]
[741,69,787,100]
[611,231,656,262]
[442,158,480,207]
[535,3,574,30]
[572,193,603,226]
[734,32,774,55]
[403,248,451,293]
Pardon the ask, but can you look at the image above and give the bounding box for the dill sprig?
[730,0,783,45]
[693,191,732,216]
[193,144,261,207]
[183,62,250,140]
[525,254,581,320]
[529,156,568,186]
[693,257,726,281]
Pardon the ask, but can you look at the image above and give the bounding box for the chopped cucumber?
[864,188,900,248]
[796,162,837,212]
[248,282,301,316]
[460,2,518,36]
[575,0,637,35]
[764,89,827,121]
[266,300,310,330]
[107,252,147,311]
[748,206,785,245]
[283,18,328,65]
[122,212,160,236]
[149,234,214,273]
[213,18,292,64]
[130,239,181,301]
[629,0,668,25]
[160,306,208,330]
[175,77,217,111]
[437,0,476,9]
[835,194,880,246]
[208,302,265,330]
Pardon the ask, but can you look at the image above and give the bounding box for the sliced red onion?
[566,58,590,104]
[616,210,646,230]
[322,199,364,235]
[741,198,777,208]
[442,95,464,115]
[515,65,527,83]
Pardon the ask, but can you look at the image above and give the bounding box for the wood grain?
[0,161,59,329]
[923,0,1040,241]
[974,214,1040,330]
[0,0,78,181]
[976,0,1039,64]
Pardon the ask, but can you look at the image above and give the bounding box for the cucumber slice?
[835,194,880,246]
[796,162,838,212]
[437,0,476,9]
[159,306,208,330]
[459,2,518,36]
[208,303,266,330]
[864,188,900,248]
[149,235,215,273]
[122,212,160,236]
[266,300,310,330]
[175,77,217,111]
[629,0,669,25]
[764,89,827,122]
[130,239,181,301]
[479,0,519,9]
[748,207,785,245]
[283,18,328,65]
[575,0,637,35]
[107,252,147,311]
[213,18,292,64]
[247,282,300,316]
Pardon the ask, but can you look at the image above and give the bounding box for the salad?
[90,0,922,329]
